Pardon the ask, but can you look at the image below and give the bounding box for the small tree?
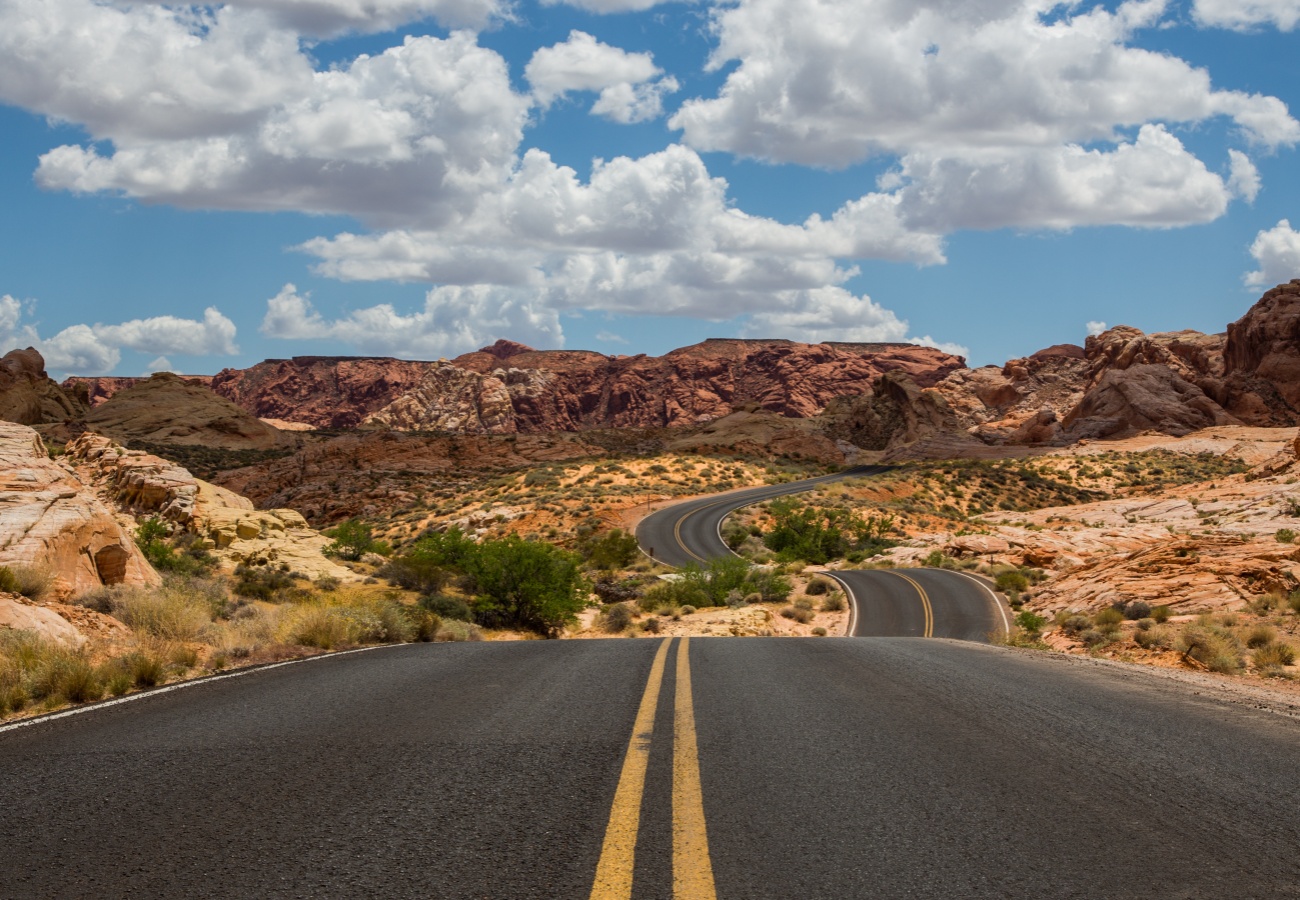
[579,528,641,571]
[467,537,587,637]
[324,520,379,561]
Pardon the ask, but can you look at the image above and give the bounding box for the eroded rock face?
[210,339,966,433]
[1223,279,1300,420]
[65,433,354,581]
[0,348,88,426]
[0,422,159,597]
[78,373,297,450]
[211,357,432,430]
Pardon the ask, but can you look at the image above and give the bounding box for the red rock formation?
[65,375,214,407]
[0,348,88,425]
[193,340,966,434]
[209,357,432,429]
[1223,279,1300,420]
[368,338,966,433]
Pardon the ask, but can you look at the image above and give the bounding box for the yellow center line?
[672,637,717,900]
[888,571,934,638]
[589,638,673,900]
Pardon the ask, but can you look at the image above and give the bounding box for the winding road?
[4,470,1300,897]
[637,465,1009,641]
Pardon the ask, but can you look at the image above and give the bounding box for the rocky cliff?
[0,348,88,425]
[363,338,965,434]
[209,356,432,429]
[0,422,159,597]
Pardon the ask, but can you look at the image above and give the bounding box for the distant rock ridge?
[193,338,966,433]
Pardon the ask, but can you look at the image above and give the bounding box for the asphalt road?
[634,466,889,569]
[831,567,1010,642]
[634,465,1008,642]
[3,638,1299,898]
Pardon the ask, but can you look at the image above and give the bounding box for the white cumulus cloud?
[1193,0,1300,31]
[1087,320,1108,336]
[0,298,239,375]
[260,283,563,358]
[23,25,531,227]
[892,126,1235,231]
[1245,220,1300,288]
[539,0,688,12]
[526,31,678,123]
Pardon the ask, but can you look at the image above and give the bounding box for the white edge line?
[0,643,398,737]
[821,571,858,637]
[948,569,1011,636]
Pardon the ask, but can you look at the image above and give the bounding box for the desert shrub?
[1287,589,1300,615]
[780,606,814,624]
[1135,618,1155,631]
[1079,628,1112,648]
[111,585,213,642]
[1253,642,1297,674]
[1134,626,1172,650]
[0,565,52,602]
[811,627,827,636]
[922,550,959,570]
[1277,528,1297,544]
[378,555,448,594]
[1177,625,1242,674]
[419,594,473,622]
[406,609,443,642]
[821,593,845,612]
[601,603,634,633]
[794,597,814,611]
[323,519,386,561]
[284,605,353,650]
[123,649,168,687]
[744,567,792,603]
[578,528,640,572]
[1246,625,1277,649]
[642,617,662,634]
[680,605,696,616]
[1094,607,1125,632]
[1151,605,1172,624]
[1014,610,1047,635]
[641,578,709,611]
[465,537,587,637]
[434,620,483,642]
[134,519,214,576]
[995,570,1029,594]
[1060,614,1091,636]
[762,500,894,564]
[1123,600,1152,621]
[805,577,831,596]
[233,564,297,602]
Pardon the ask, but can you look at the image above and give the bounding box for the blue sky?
[1,0,1298,377]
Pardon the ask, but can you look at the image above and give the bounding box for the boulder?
[0,422,159,596]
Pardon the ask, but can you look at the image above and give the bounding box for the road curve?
[634,465,1008,641]
[634,465,890,568]
[3,638,1299,898]
[831,567,1010,642]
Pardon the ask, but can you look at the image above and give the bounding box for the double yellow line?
[888,571,934,637]
[589,637,716,900]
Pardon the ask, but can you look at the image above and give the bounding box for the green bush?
[419,594,473,622]
[323,519,386,561]
[821,593,845,612]
[378,554,448,594]
[1151,604,1172,624]
[467,536,587,637]
[1014,610,1047,635]
[233,564,297,602]
[134,518,214,576]
[1177,625,1242,674]
[578,529,640,571]
[995,570,1030,594]
[806,577,831,596]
